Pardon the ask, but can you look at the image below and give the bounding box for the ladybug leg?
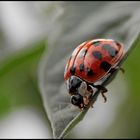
[83,96,91,106]
[101,92,107,103]
[99,86,108,103]
[109,66,125,74]
[86,85,95,108]
[119,67,125,73]
[92,85,108,102]
[83,95,94,108]
[79,103,84,111]
[84,96,88,103]
[80,107,83,112]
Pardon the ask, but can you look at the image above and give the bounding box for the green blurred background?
[0,1,140,139]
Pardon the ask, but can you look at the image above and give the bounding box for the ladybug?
[64,39,125,110]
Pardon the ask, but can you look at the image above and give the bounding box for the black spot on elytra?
[87,68,94,76]
[70,65,76,75]
[79,49,87,58]
[100,61,111,72]
[79,64,84,72]
[93,41,101,47]
[102,44,118,57]
[93,51,102,60]
[108,49,118,57]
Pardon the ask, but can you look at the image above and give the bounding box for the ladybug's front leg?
[92,85,108,102]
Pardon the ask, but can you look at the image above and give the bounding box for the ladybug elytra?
[64,39,125,110]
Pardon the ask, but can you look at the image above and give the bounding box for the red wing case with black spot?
[64,39,124,83]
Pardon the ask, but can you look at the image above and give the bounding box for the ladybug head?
[66,76,83,95]
[70,94,84,108]
[66,76,90,108]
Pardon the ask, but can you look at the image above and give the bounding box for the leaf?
[0,40,46,118]
[38,2,140,138]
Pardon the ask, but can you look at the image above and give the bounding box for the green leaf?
[0,40,46,118]
[38,2,140,138]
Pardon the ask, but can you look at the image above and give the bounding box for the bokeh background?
[0,1,140,139]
